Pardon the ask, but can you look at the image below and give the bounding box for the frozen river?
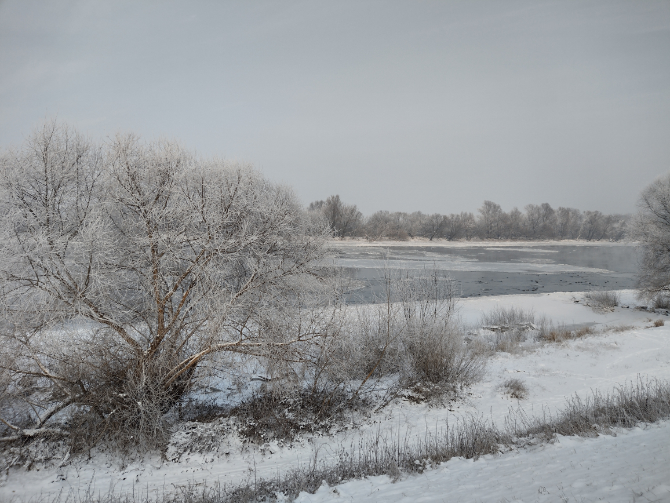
[326,241,639,301]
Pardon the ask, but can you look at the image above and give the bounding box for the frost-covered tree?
[634,173,670,299]
[311,194,362,237]
[478,200,504,239]
[441,213,464,241]
[457,212,474,240]
[421,213,446,241]
[556,207,582,239]
[364,211,410,241]
[0,121,332,445]
[607,214,630,241]
[506,207,525,239]
[580,210,607,240]
[538,203,556,238]
[403,211,425,238]
[524,204,543,238]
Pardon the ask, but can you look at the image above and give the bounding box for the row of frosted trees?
[309,196,630,241]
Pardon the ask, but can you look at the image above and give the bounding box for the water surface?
[327,243,638,302]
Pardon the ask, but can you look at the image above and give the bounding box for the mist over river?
[326,241,639,302]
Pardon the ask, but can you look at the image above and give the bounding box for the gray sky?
[1,1,669,215]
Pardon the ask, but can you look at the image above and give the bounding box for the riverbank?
[2,290,668,502]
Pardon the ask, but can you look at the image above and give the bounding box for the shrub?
[481,306,535,327]
[477,306,538,353]
[653,295,670,310]
[606,324,635,333]
[538,324,595,343]
[584,290,620,311]
[382,269,483,389]
[210,268,486,441]
[230,388,355,443]
[315,268,484,404]
[403,323,484,387]
[500,378,529,400]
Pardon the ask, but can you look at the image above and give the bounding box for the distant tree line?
[308,196,630,241]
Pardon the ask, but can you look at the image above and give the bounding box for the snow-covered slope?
[295,422,670,503]
[1,290,669,502]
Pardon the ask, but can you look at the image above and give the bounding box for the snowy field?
[2,290,669,502]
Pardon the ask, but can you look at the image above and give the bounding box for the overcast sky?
[1,1,668,215]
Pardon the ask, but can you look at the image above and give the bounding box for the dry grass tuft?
[539,325,595,343]
[229,389,355,443]
[654,319,665,327]
[481,306,535,327]
[477,307,539,353]
[584,290,620,312]
[500,378,529,400]
[607,324,635,333]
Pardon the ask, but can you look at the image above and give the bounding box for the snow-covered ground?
[295,422,670,503]
[2,290,669,502]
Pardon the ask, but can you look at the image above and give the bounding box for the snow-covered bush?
[653,294,670,310]
[0,121,333,450]
[584,290,620,311]
[634,173,670,299]
[476,306,538,353]
[340,268,484,392]
[500,378,529,400]
[481,306,536,327]
[538,324,595,343]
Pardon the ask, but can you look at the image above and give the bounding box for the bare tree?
[556,207,582,239]
[607,214,630,241]
[421,213,446,241]
[524,204,542,238]
[308,199,325,212]
[309,198,627,243]
[506,207,525,239]
[312,195,362,237]
[580,210,606,240]
[364,211,409,241]
[461,212,477,240]
[478,201,504,239]
[442,214,463,241]
[538,203,556,238]
[403,211,425,238]
[633,174,670,299]
[0,122,332,445]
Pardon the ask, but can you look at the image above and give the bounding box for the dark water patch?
[328,244,639,303]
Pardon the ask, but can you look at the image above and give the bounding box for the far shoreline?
[327,237,638,248]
